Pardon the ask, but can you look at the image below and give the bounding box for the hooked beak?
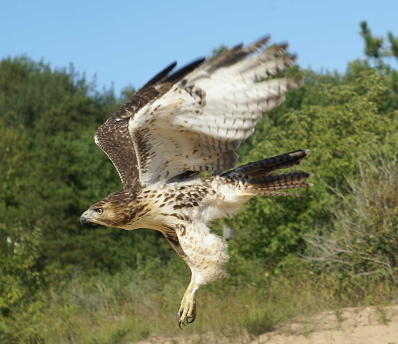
[80,211,90,226]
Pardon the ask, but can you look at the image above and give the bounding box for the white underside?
[130,177,250,287]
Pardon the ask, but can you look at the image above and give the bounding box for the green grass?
[2,255,397,344]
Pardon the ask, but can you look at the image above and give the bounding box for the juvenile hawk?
[80,36,312,328]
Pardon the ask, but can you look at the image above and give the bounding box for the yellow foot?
[176,290,197,329]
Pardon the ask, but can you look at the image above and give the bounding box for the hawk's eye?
[95,208,104,215]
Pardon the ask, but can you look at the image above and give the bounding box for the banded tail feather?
[223,149,313,197]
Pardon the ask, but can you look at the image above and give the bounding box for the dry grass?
[5,255,397,344]
[305,157,398,284]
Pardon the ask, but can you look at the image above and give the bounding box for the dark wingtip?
[245,35,271,52]
[141,61,178,89]
[165,57,206,84]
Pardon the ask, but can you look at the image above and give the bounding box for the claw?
[186,313,196,323]
[177,311,186,330]
[177,309,196,329]
[176,286,197,328]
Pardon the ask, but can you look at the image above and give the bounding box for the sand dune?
[136,305,398,344]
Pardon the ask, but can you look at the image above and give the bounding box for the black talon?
[186,313,196,323]
[177,311,186,330]
[178,320,186,330]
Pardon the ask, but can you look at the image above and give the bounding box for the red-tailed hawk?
[80,36,312,328]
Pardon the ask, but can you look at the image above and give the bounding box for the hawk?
[80,36,312,328]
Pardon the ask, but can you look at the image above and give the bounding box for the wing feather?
[128,39,300,185]
[96,36,302,187]
[94,59,206,189]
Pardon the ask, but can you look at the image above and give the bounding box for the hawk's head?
[80,190,137,228]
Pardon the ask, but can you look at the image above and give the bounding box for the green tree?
[0,57,171,280]
[228,68,398,268]
[359,21,384,59]
[358,21,398,93]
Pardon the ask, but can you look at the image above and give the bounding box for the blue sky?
[2,0,397,96]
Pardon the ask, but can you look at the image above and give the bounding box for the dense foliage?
[0,57,172,311]
[1,22,398,342]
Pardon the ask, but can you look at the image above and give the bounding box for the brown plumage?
[80,36,312,328]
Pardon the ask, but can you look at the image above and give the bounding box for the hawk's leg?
[177,279,199,328]
[164,221,228,328]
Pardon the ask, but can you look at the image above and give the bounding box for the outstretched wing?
[129,36,302,186]
[94,59,205,189]
[96,36,302,188]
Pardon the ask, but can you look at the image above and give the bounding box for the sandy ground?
[136,305,398,344]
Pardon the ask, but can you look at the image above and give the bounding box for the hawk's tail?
[221,149,313,196]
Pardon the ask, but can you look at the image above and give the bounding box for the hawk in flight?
[80,36,312,328]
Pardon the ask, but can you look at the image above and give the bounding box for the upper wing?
[96,36,302,188]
